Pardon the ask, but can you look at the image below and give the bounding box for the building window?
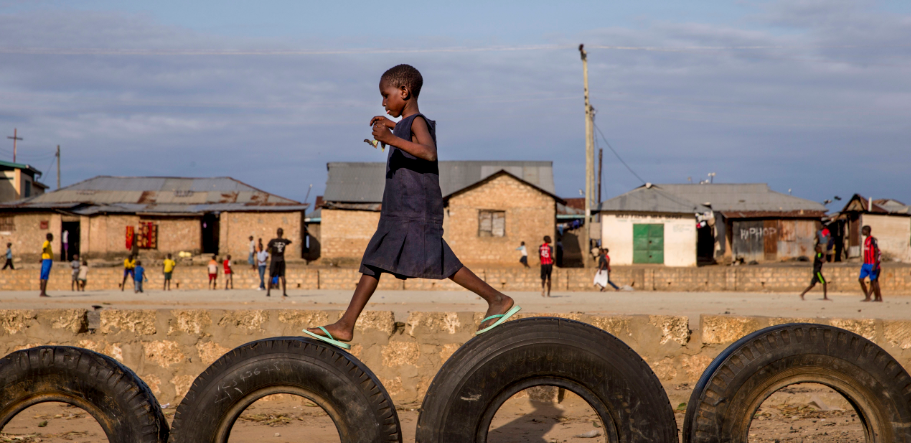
[23,180,31,198]
[0,216,14,232]
[478,210,506,237]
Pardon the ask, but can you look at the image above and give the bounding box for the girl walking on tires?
[304,64,519,349]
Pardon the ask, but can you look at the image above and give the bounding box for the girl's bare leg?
[307,274,380,342]
[449,267,514,330]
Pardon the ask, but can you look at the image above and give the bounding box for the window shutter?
[492,212,505,237]
[478,211,492,237]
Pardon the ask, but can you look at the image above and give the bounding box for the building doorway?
[696,222,715,265]
[201,213,220,255]
[61,221,80,262]
[633,224,664,264]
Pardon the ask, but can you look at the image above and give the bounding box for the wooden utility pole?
[580,44,595,268]
[56,145,61,189]
[598,148,603,203]
[7,128,22,163]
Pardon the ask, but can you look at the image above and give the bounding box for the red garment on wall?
[126,226,134,250]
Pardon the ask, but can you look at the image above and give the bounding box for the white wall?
[862,214,911,263]
[601,213,697,267]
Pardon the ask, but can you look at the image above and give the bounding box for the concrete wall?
[320,209,380,265]
[219,211,303,261]
[863,214,911,263]
[443,175,555,266]
[602,213,697,266]
[0,171,17,202]
[4,263,911,293]
[1,309,909,408]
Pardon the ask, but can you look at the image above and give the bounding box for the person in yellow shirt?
[162,253,176,291]
[120,255,136,292]
[39,233,53,297]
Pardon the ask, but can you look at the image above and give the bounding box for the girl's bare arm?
[373,116,437,161]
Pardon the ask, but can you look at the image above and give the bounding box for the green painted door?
[633,224,664,264]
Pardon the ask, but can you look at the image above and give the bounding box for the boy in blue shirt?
[2,243,12,270]
[134,260,148,294]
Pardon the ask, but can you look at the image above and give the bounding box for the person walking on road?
[120,255,136,291]
[256,245,268,291]
[162,253,176,291]
[516,241,529,268]
[595,248,620,292]
[539,236,554,297]
[248,236,256,270]
[207,255,219,290]
[266,228,292,297]
[70,254,81,291]
[800,245,829,301]
[3,242,13,270]
[38,233,53,297]
[223,255,234,290]
[859,225,883,302]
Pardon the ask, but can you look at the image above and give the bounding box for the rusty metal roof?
[0,176,307,214]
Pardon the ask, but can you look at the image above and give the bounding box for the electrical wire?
[593,121,646,185]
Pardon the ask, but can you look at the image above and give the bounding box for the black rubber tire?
[168,337,402,443]
[415,317,677,443]
[682,323,911,443]
[0,346,168,443]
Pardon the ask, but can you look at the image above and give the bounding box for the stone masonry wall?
[0,212,63,262]
[2,263,911,293]
[219,211,303,262]
[1,309,910,408]
[319,209,380,265]
[444,174,555,267]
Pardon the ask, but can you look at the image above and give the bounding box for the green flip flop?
[302,326,351,350]
[475,305,522,335]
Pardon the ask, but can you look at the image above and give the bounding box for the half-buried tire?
[0,346,168,443]
[168,337,402,443]
[682,323,911,443]
[415,317,677,443]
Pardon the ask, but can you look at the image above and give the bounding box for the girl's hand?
[372,123,394,144]
[369,116,395,128]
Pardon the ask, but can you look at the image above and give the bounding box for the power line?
[593,121,646,185]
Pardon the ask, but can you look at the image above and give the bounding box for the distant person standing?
[77,259,88,291]
[120,255,136,291]
[223,255,234,290]
[162,253,176,291]
[3,242,13,270]
[817,224,832,262]
[133,260,148,294]
[266,228,292,297]
[38,233,53,297]
[70,254,81,291]
[62,230,69,261]
[516,242,529,268]
[859,225,882,302]
[248,236,256,270]
[800,245,829,301]
[539,236,554,298]
[207,255,219,290]
[256,245,268,291]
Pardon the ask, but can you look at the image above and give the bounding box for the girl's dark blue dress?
[359,113,463,280]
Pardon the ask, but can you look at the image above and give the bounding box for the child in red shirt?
[223,254,233,290]
[539,235,554,297]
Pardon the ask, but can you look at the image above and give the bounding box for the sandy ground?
[0,384,863,442]
[1,288,907,324]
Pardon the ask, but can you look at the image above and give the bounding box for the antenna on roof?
[304,184,313,207]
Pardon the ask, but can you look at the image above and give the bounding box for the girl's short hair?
[381,64,423,98]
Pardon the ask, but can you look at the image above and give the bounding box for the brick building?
[1,160,48,203]
[319,161,562,267]
[832,195,911,263]
[0,176,308,262]
[599,183,827,266]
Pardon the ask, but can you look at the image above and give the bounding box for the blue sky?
[1,0,910,208]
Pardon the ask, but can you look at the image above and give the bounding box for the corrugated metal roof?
[650,184,826,212]
[0,176,306,214]
[599,186,710,214]
[324,161,556,203]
